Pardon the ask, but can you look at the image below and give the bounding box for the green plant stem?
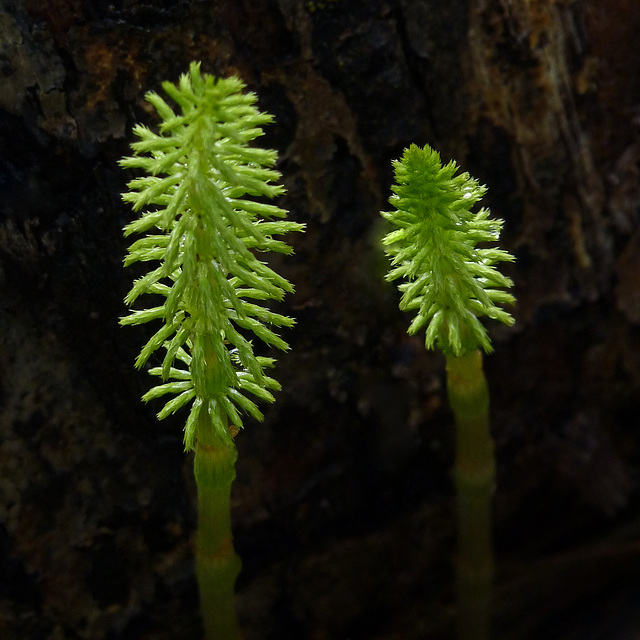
[194,410,243,640]
[445,350,495,640]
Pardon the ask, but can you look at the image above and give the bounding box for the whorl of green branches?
[381,143,515,356]
[120,61,304,450]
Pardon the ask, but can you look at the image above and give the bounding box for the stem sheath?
[446,350,495,640]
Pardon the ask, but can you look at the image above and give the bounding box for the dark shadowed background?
[2,1,640,638]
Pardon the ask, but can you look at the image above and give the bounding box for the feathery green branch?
[121,61,304,450]
[381,143,515,356]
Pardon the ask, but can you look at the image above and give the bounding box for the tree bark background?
[1,1,640,639]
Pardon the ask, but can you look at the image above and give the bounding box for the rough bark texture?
[1,1,640,639]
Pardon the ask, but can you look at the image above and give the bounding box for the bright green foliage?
[381,143,515,356]
[120,62,304,450]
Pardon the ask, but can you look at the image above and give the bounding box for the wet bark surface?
[1,0,640,638]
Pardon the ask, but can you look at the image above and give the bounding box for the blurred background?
[1,1,640,638]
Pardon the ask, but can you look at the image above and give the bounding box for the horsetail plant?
[120,62,304,640]
[380,144,515,640]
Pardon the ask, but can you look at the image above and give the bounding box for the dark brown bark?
[1,1,639,638]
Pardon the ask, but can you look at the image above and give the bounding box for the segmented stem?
[446,350,495,640]
[194,410,243,640]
